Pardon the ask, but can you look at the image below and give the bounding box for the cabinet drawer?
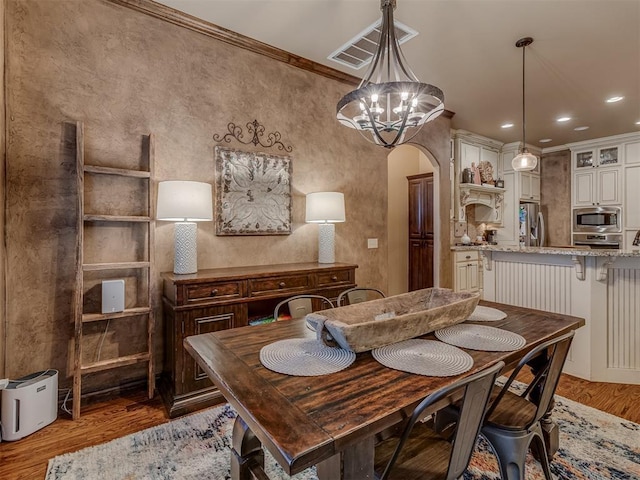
[185,281,244,304]
[249,274,312,297]
[454,251,479,263]
[317,269,354,287]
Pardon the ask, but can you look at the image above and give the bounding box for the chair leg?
[530,426,554,480]
[481,428,532,480]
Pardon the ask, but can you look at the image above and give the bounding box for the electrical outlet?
[454,222,467,238]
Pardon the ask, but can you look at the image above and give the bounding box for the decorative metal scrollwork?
[213,119,293,152]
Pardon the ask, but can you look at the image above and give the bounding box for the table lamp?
[305,192,345,264]
[157,180,213,274]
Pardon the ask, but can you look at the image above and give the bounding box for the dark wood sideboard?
[160,262,358,417]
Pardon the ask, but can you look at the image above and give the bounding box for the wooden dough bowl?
[305,288,480,353]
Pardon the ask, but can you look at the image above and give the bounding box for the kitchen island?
[452,245,640,384]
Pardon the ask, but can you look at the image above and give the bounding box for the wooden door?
[407,174,434,291]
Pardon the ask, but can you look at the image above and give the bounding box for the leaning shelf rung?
[80,353,150,374]
[84,165,151,178]
[84,214,151,223]
[82,307,151,323]
[83,261,150,271]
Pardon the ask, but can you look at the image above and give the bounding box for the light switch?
[367,238,378,249]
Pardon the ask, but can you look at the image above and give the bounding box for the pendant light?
[512,37,538,171]
[336,0,444,149]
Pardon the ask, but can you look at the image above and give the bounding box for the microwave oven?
[573,206,621,233]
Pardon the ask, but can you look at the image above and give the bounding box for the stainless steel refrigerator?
[519,202,545,247]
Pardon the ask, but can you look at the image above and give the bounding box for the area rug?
[46,394,640,480]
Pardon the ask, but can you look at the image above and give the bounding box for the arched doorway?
[387,145,440,295]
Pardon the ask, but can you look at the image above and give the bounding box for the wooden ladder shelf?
[72,121,156,419]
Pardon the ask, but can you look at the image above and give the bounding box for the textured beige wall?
[540,149,572,246]
[3,0,453,389]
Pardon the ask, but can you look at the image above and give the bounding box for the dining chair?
[480,331,575,480]
[336,287,385,306]
[374,360,505,480]
[435,331,575,480]
[272,294,334,321]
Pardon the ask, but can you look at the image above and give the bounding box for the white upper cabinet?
[520,172,540,202]
[452,130,503,222]
[573,169,621,206]
[570,139,627,208]
[574,146,620,169]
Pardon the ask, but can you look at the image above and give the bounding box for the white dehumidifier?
[1,369,58,441]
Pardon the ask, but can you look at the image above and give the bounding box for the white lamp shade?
[157,181,213,221]
[305,192,345,223]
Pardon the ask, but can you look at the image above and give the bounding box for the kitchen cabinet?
[452,131,503,222]
[453,250,481,293]
[520,172,540,202]
[408,174,434,290]
[495,172,518,245]
[574,146,620,169]
[573,168,621,206]
[160,262,357,417]
[624,141,640,248]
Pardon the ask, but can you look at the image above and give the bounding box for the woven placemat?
[467,306,507,322]
[372,339,473,377]
[435,324,526,352]
[260,339,356,376]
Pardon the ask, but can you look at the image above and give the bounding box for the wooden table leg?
[317,436,375,480]
[231,416,265,480]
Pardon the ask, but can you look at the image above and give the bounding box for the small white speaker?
[102,279,125,313]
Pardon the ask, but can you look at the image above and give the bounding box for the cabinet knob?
[210,289,218,297]
[465,255,471,259]
[331,276,338,281]
[278,282,286,288]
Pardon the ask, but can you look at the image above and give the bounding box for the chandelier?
[336,0,444,149]
[511,37,538,171]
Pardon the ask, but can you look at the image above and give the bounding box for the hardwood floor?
[1,374,639,480]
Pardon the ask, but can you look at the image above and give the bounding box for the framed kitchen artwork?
[214,146,292,235]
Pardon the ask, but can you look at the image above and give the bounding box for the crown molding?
[108,0,362,86]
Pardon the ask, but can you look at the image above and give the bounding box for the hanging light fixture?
[512,37,538,171]
[336,0,444,149]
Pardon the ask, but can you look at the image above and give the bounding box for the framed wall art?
[215,146,292,235]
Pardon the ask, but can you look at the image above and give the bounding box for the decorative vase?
[461,233,471,245]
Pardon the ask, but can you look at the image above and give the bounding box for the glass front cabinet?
[574,146,619,169]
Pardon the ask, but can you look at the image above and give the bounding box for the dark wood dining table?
[184,300,585,480]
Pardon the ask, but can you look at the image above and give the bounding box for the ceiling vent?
[328,19,418,70]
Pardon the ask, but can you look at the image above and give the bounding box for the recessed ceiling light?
[557,116,571,122]
[539,139,552,143]
[574,126,590,131]
[501,123,514,129]
[606,96,624,103]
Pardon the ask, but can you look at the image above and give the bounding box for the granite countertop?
[451,244,640,257]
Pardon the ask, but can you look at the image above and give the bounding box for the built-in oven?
[573,233,622,249]
[573,206,621,233]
